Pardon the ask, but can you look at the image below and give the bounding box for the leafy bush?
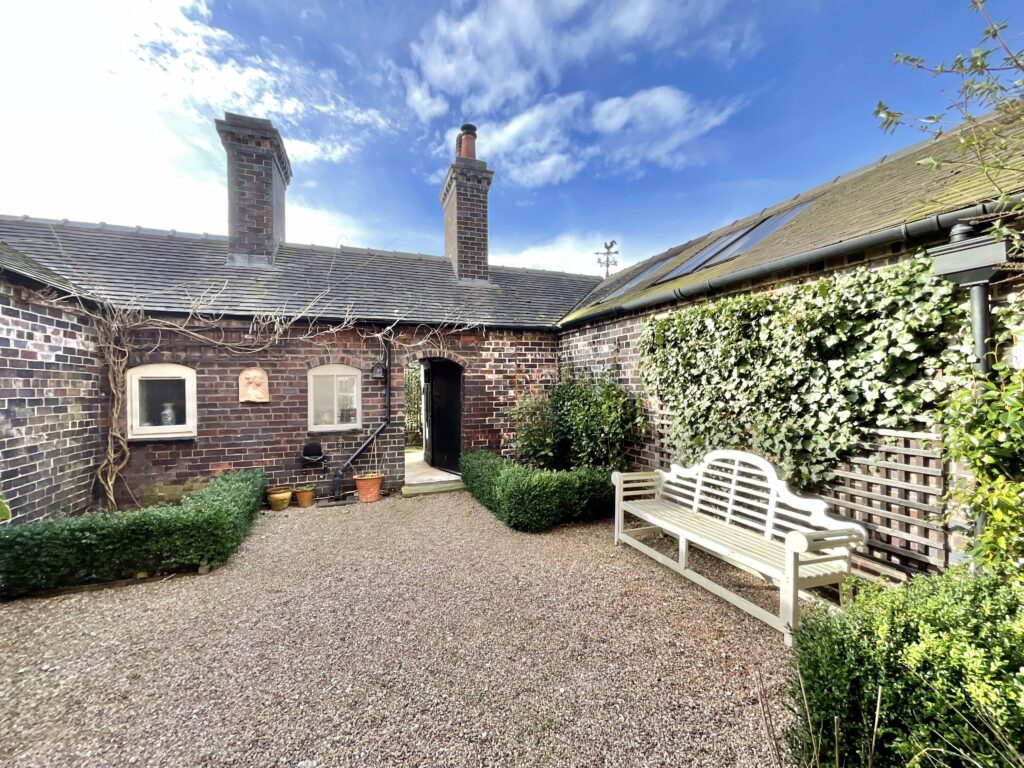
[460,451,613,532]
[404,361,423,446]
[639,255,970,488]
[788,568,1024,768]
[0,490,10,522]
[509,370,644,471]
[940,295,1024,568]
[0,470,266,599]
[507,393,556,467]
[549,371,645,471]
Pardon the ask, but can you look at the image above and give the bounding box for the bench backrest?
[658,449,831,543]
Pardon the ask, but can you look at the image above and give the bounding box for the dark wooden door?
[423,359,462,473]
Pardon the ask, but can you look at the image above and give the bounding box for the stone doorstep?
[400,480,466,498]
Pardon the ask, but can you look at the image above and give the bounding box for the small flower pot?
[295,487,315,508]
[354,473,384,503]
[267,486,292,511]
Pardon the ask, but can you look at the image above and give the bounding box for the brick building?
[1,110,1022,560]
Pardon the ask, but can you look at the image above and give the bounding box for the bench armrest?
[785,526,866,554]
[611,471,659,491]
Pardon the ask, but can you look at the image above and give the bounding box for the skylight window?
[599,256,675,302]
[653,200,814,287]
[654,226,754,286]
[703,200,813,269]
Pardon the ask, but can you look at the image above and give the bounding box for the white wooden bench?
[612,450,866,645]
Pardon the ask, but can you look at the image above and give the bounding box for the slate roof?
[563,115,1024,324]
[3,117,1020,331]
[0,216,600,329]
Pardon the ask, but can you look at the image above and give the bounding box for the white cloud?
[682,18,762,67]
[592,86,744,172]
[0,0,382,245]
[475,93,590,187]
[285,138,355,164]
[409,0,747,116]
[430,86,743,187]
[286,202,371,247]
[399,68,450,122]
[492,231,624,275]
[411,1,755,186]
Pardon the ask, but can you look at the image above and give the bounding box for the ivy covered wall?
[638,254,972,488]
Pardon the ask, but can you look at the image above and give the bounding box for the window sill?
[307,427,362,436]
[126,435,198,445]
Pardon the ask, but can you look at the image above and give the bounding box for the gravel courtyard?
[1,492,790,768]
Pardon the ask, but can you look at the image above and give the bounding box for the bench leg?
[780,551,800,647]
[679,536,689,570]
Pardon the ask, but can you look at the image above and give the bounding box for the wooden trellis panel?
[651,415,950,583]
[822,428,948,582]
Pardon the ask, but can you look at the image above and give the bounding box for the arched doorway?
[421,358,462,473]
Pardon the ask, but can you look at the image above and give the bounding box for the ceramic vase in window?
[160,402,176,426]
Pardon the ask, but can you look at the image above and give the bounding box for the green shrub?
[460,451,613,532]
[508,393,556,467]
[404,361,423,446]
[509,370,644,471]
[788,568,1024,768]
[550,370,645,471]
[0,470,266,599]
[460,450,507,512]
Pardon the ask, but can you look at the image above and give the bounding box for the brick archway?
[398,348,469,370]
[307,352,366,371]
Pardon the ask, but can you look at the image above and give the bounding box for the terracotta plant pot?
[267,486,292,511]
[354,473,384,503]
[295,487,315,508]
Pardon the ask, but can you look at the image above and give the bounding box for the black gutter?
[558,200,1013,330]
[331,340,391,499]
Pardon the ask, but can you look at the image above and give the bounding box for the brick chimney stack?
[215,112,292,267]
[440,123,494,283]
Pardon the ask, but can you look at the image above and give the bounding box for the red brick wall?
[0,277,105,523]
[441,158,494,282]
[216,114,291,264]
[118,323,557,505]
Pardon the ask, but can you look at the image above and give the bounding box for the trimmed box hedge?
[0,469,266,599]
[460,451,613,532]
[789,568,1024,767]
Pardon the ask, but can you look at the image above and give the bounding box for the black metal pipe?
[331,340,391,499]
[967,281,993,539]
[969,282,993,375]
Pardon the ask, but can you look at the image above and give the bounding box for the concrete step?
[401,480,465,498]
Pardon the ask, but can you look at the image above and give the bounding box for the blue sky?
[0,1,1005,275]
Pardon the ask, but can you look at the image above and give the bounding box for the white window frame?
[307,364,362,432]
[126,363,198,440]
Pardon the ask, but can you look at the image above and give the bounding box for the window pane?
[311,376,335,426]
[654,226,753,285]
[336,376,357,424]
[139,378,186,427]
[599,256,675,302]
[703,200,814,269]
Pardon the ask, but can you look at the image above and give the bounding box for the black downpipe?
[331,341,391,499]
[967,280,993,539]
[969,282,993,376]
